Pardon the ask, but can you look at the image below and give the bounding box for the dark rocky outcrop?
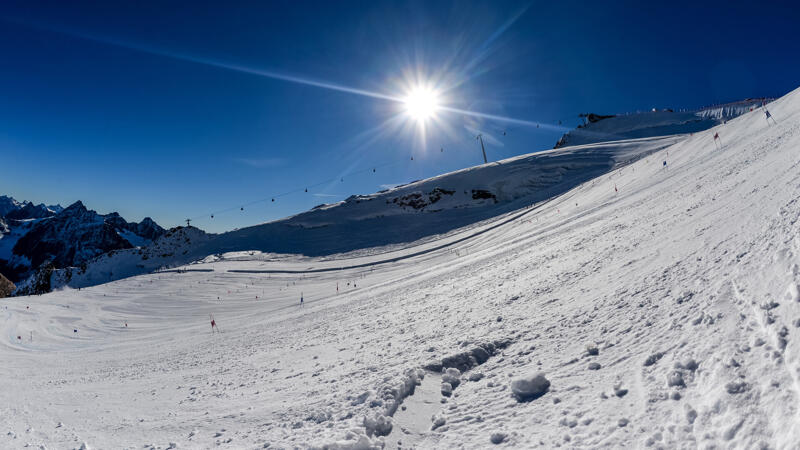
[5,202,56,220]
[13,261,55,296]
[10,201,165,271]
[0,272,15,297]
[388,187,457,210]
[585,113,616,123]
[133,217,165,241]
[0,195,22,217]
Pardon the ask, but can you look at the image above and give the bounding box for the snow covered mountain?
[13,225,210,295]
[0,198,165,286]
[0,195,24,217]
[31,135,681,294]
[10,98,775,296]
[206,135,681,257]
[1,86,797,448]
[21,99,770,294]
[555,98,771,148]
[0,195,61,220]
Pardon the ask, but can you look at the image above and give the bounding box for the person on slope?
[765,109,777,125]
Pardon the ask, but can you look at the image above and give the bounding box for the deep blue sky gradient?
[1,0,798,232]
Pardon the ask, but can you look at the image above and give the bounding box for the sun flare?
[404,87,440,122]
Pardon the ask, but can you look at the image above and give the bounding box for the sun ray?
[3,15,564,133]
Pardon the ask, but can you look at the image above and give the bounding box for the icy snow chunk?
[307,409,332,423]
[441,382,453,397]
[350,391,370,406]
[725,381,748,394]
[667,371,685,388]
[760,300,780,310]
[643,352,664,366]
[424,339,512,372]
[442,368,461,388]
[363,413,392,437]
[490,432,507,444]
[676,358,699,372]
[559,418,578,428]
[324,432,379,450]
[468,372,485,382]
[510,372,550,401]
[471,347,490,364]
[431,414,446,430]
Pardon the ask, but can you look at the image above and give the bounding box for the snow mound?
[510,372,550,401]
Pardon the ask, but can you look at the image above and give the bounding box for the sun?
[404,87,440,122]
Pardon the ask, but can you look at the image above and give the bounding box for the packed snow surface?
[2,88,800,448]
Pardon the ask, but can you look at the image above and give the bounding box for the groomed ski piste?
[2,86,800,449]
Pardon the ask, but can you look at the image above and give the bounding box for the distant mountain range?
[0,195,165,286]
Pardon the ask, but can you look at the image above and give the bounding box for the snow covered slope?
[204,135,680,257]
[1,87,799,449]
[555,98,769,148]
[33,135,679,294]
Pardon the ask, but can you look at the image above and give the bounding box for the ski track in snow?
[2,89,800,449]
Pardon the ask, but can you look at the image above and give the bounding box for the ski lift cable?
[188,112,582,223]
[188,158,410,222]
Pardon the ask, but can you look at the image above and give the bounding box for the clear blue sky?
[1,0,798,232]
